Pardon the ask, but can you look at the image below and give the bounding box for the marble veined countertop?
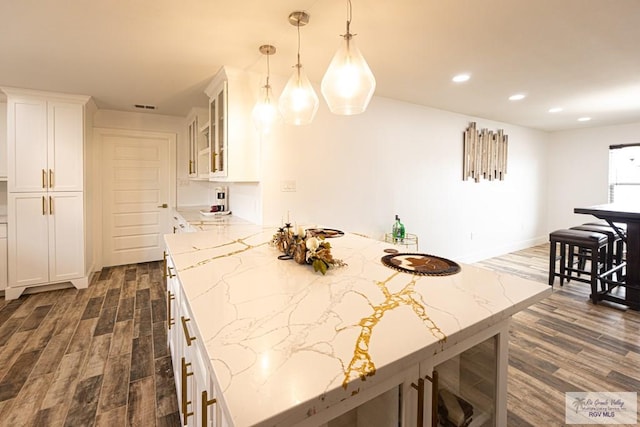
[174,206,250,231]
[164,225,551,426]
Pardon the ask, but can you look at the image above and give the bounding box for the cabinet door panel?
[8,99,47,192]
[8,193,49,286]
[0,102,7,178]
[48,102,84,191]
[0,227,7,290]
[48,192,84,282]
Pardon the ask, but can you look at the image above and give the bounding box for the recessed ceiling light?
[548,107,563,113]
[509,94,526,101]
[452,74,470,83]
[577,117,591,122]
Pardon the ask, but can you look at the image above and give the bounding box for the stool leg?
[549,240,557,286]
[590,245,599,304]
[566,243,575,283]
[615,239,623,282]
[606,240,614,278]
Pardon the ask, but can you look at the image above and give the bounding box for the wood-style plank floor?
[0,245,637,426]
[476,244,640,427]
[0,261,180,426]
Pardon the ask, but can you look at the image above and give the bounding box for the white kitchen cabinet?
[0,223,7,290]
[204,67,259,182]
[185,107,209,180]
[165,251,230,427]
[172,211,194,233]
[418,322,508,427]
[0,102,7,179]
[7,192,84,289]
[2,88,92,300]
[5,94,84,193]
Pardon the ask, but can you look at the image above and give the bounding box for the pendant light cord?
[296,18,302,70]
[266,49,271,89]
[345,0,353,37]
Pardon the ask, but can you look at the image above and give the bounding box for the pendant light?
[321,0,376,115]
[278,11,319,126]
[252,44,279,134]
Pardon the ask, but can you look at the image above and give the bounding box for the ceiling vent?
[134,104,156,110]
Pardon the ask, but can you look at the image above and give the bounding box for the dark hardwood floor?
[0,244,637,426]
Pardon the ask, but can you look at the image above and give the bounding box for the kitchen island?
[164,225,550,426]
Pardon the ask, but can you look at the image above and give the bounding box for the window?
[609,143,640,203]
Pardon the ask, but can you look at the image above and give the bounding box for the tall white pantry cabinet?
[2,88,94,300]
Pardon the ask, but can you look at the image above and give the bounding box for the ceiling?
[2,0,640,131]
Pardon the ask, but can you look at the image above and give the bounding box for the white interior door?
[101,130,172,267]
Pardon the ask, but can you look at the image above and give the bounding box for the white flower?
[306,237,320,251]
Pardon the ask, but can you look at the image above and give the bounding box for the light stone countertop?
[174,206,250,231]
[164,225,551,426]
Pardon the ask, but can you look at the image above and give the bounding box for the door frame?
[93,127,176,270]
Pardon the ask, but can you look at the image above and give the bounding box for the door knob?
[157,203,168,208]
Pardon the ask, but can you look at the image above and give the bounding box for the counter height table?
[575,203,640,310]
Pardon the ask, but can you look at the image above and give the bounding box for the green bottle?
[392,215,405,242]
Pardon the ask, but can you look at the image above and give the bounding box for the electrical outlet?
[281,180,296,192]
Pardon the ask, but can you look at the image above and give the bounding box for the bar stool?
[548,229,608,304]
[570,224,624,283]
[584,220,627,239]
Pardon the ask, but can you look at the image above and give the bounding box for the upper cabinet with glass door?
[185,107,208,180]
[204,67,260,182]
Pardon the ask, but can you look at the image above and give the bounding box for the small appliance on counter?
[200,186,231,216]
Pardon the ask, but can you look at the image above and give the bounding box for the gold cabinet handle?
[202,390,217,427]
[163,251,167,278]
[181,357,194,425]
[411,370,439,427]
[167,291,175,330]
[412,378,425,427]
[49,169,54,188]
[42,169,47,188]
[157,203,168,208]
[163,251,176,278]
[42,196,47,215]
[189,160,194,174]
[211,151,217,173]
[49,196,53,215]
[181,316,196,346]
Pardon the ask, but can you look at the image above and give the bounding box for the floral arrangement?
[271,224,346,275]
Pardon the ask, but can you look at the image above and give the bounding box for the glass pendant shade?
[252,84,279,134]
[321,35,376,115]
[278,65,319,126]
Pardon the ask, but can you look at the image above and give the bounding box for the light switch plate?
[281,180,296,192]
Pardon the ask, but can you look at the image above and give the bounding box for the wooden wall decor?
[463,122,508,182]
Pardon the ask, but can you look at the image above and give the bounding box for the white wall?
[547,122,640,231]
[258,92,550,263]
[90,86,554,264]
